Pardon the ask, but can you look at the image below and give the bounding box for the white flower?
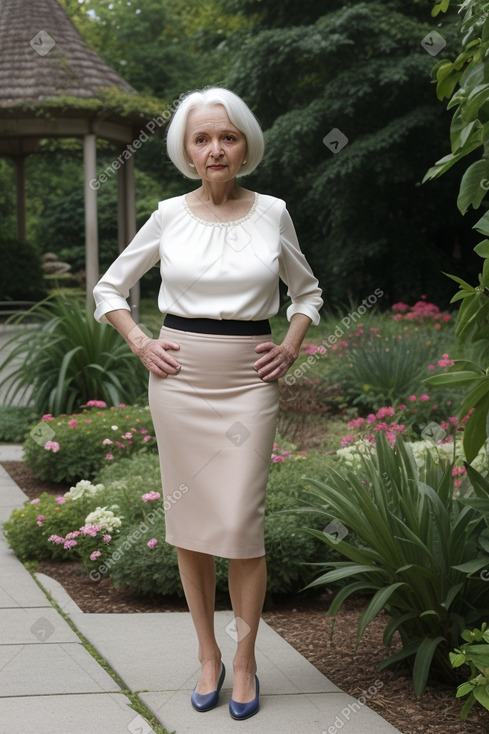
[84,506,122,532]
[65,480,105,501]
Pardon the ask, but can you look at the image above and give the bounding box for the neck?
[199,180,240,205]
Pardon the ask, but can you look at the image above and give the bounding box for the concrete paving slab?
[0,480,27,506]
[0,552,51,608]
[0,445,24,462]
[0,607,78,644]
[70,611,340,695]
[140,690,398,734]
[0,693,144,734]
[35,571,83,615]
[0,643,120,696]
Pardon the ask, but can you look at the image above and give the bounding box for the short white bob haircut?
[166,87,264,180]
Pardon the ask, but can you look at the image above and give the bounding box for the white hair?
[166,87,264,180]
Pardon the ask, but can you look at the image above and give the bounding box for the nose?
[210,139,223,158]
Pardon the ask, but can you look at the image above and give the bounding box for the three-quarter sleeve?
[92,208,162,323]
[278,207,323,325]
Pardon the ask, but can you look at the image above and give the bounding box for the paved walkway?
[0,444,402,734]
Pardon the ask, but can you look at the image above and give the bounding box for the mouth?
[207,164,226,170]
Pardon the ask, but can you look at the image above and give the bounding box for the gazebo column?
[15,155,26,242]
[83,133,99,311]
[117,148,139,323]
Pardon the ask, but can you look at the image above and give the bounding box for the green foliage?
[0,297,149,415]
[0,406,38,443]
[226,0,475,307]
[301,433,489,694]
[424,0,489,462]
[3,489,97,562]
[0,237,46,302]
[450,623,489,720]
[23,405,156,483]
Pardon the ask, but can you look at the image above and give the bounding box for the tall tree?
[224,0,479,307]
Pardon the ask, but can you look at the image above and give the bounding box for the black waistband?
[164,314,271,335]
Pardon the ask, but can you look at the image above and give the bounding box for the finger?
[254,341,275,354]
[159,340,181,351]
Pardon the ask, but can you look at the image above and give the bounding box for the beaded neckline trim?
[182,192,259,227]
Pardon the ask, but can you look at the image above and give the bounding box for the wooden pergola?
[0,0,160,319]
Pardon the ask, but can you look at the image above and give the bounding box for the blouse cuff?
[93,294,131,324]
[286,302,321,326]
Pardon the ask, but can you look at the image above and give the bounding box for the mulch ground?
[3,459,489,734]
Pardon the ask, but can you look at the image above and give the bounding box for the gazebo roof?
[0,0,136,106]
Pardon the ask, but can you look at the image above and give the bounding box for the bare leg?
[177,547,222,694]
[228,555,267,702]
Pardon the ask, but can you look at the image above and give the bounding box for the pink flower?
[63,539,78,549]
[272,455,285,462]
[374,422,389,431]
[86,400,107,408]
[376,407,395,419]
[36,515,44,526]
[454,479,462,488]
[103,534,111,543]
[340,435,356,446]
[369,327,379,332]
[122,432,133,439]
[106,453,114,460]
[452,466,466,476]
[48,534,65,544]
[437,356,454,367]
[30,498,40,505]
[103,438,113,445]
[140,429,148,435]
[147,538,158,549]
[273,442,279,450]
[298,450,308,455]
[348,417,365,428]
[42,414,54,421]
[427,364,435,371]
[65,531,81,540]
[448,417,459,426]
[392,302,410,312]
[143,435,152,442]
[419,394,430,402]
[142,491,161,502]
[366,413,377,424]
[55,496,66,504]
[392,314,403,321]
[84,419,92,424]
[90,550,101,561]
[280,450,292,457]
[68,419,78,427]
[407,395,416,402]
[44,440,60,452]
[115,441,125,448]
[398,404,406,410]
[119,403,126,408]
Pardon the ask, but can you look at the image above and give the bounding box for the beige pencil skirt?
[148,325,280,559]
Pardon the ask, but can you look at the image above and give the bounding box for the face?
[184,104,247,182]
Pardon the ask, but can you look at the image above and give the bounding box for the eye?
[224,135,236,142]
[195,135,206,144]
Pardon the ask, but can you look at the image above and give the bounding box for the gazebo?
[0,0,163,317]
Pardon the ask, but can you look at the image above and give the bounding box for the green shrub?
[0,406,38,442]
[0,296,148,414]
[23,404,156,483]
[325,321,458,412]
[2,485,100,562]
[302,433,489,694]
[0,237,46,302]
[450,623,489,721]
[102,446,327,597]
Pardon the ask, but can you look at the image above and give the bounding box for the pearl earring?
[188,162,195,168]
[242,160,247,165]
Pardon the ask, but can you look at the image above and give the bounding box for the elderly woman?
[93,87,322,721]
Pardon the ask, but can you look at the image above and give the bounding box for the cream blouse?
[93,192,323,325]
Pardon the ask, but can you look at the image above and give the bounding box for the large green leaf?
[413,636,446,695]
[356,582,408,646]
[457,159,489,213]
